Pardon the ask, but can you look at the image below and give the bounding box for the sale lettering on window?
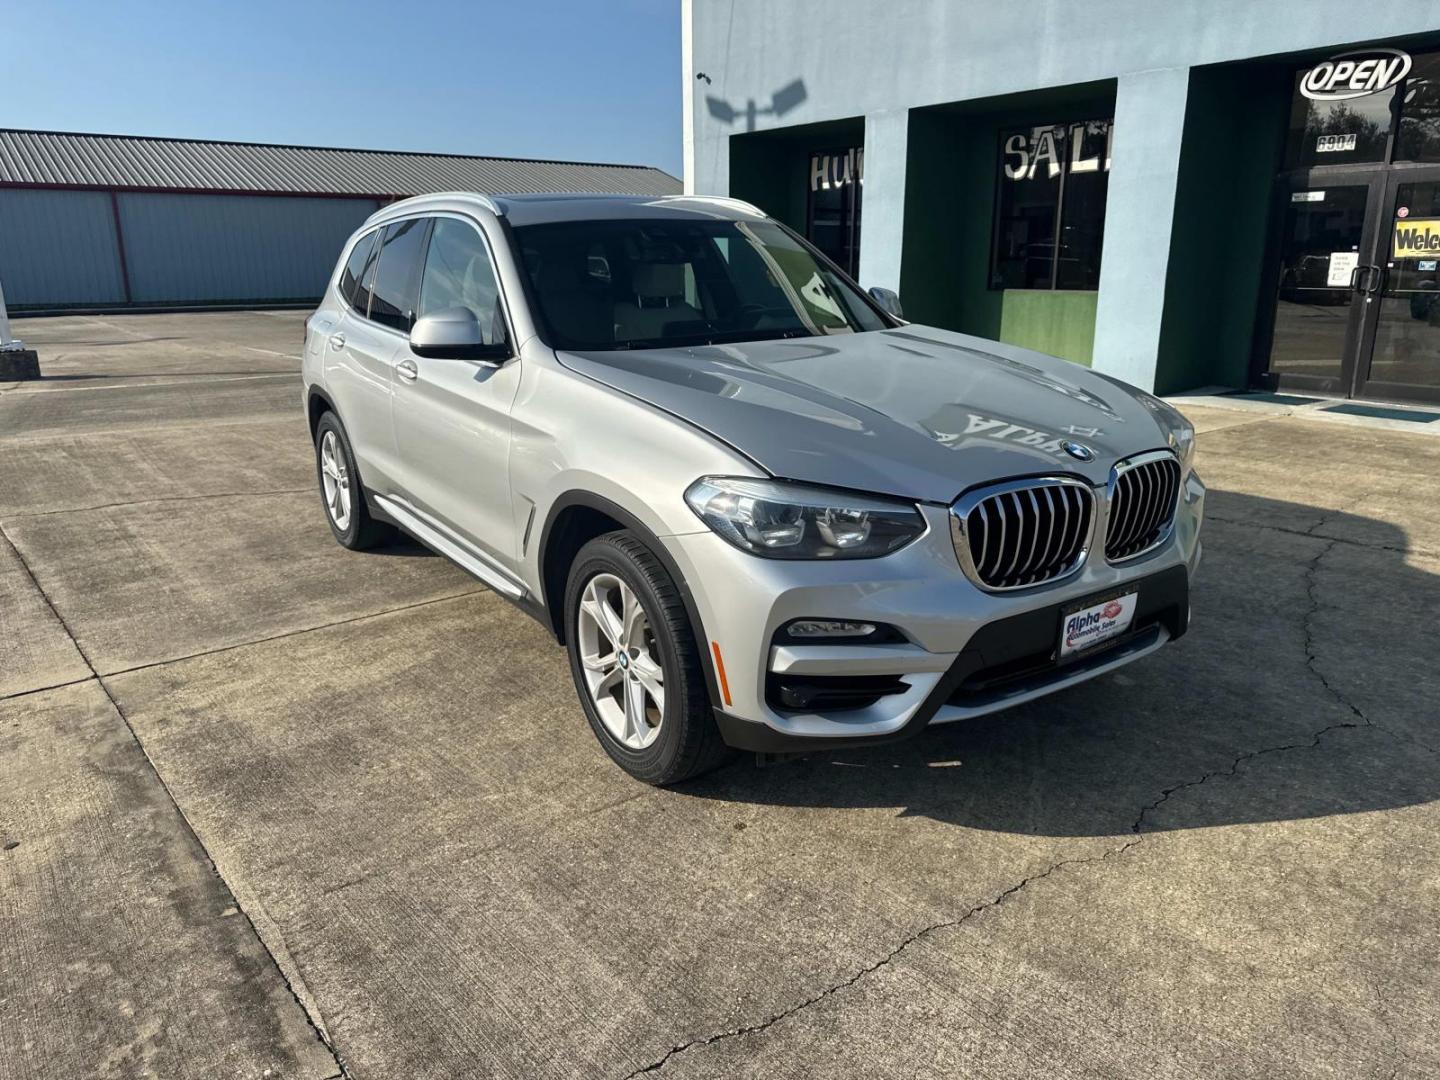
[992,118,1113,291]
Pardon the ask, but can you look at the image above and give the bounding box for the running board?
[372,494,526,599]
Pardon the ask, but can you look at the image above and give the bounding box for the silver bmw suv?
[304,192,1204,784]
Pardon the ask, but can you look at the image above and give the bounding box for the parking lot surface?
[2,311,1437,1079]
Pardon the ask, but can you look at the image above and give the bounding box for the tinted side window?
[339,231,379,312]
[369,218,430,332]
[418,218,508,345]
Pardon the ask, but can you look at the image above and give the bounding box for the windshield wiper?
[603,327,814,351]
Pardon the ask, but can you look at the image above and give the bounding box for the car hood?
[558,325,1175,504]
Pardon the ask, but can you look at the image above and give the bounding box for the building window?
[1284,75,1396,169]
[991,119,1112,291]
[1283,48,1440,168]
[1395,51,1440,162]
[807,147,863,278]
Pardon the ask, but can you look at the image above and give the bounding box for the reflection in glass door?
[1359,172,1440,402]
[1266,183,1374,393]
[807,147,863,278]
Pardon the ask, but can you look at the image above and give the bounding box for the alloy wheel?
[576,572,665,750]
[319,429,352,531]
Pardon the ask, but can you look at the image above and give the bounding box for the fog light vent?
[787,619,876,639]
[768,673,908,712]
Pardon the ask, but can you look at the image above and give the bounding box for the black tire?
[564,531,732,785]
[313,411,395,550]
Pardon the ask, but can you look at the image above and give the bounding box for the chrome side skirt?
[372,493,526,599]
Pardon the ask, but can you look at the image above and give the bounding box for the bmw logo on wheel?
[1062,441,1095,462]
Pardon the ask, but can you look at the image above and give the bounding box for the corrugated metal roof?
[0,129,681,198]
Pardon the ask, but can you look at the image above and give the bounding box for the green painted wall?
[900,109,993,336]
[999,290,1097,365]
[1154,65,1290,393]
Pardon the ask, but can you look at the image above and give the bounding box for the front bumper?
[667,469,1204,752]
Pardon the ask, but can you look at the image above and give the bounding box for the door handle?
[329,333,346,350]
[1354,264,1383,299]
[396,359,419,383]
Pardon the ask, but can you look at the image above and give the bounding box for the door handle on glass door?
[396,359,419,382]
[1357,264,1383,299]
[329,333,346,350]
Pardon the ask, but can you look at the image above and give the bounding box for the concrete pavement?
[1,311,1436,1078]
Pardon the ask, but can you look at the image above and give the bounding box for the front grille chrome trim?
[950,476,1097,593]
[1104,450,1183,564]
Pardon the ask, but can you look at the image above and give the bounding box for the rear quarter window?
[339,230,379,313]
[369,218,431,332]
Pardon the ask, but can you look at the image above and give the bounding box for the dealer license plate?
[1059,591,1138,660]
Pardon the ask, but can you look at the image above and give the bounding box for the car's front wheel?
[564,531,731,785]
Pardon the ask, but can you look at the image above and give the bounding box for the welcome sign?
[1393,219,1440,259]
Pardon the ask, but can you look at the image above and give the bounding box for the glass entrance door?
[1259,45,1440,406]
[1267,179,1379,394]
[1264,169,1440,405]
[1355,169,1440,403]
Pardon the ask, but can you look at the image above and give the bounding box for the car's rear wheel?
[314,411,394,550]
[564,531,731,784]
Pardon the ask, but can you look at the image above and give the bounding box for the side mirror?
[409,307,511,364]
[867,286,904,320]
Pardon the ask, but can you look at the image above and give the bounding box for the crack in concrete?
[1132,538,1392,833]
[7,488,312,521]
[0,371,299,395]
[1300,539,1436,756]
[1366,972,1409,1080]
[1130,725,1357,833]
[1137,533,1437,848]
[1205,513,1437,562]
[620,838,1142,1078]
[0,675,97,703]
[0,519,352,1079]
[621,528,1429,1077]
[98,589,490,681]
[0,592,490,704]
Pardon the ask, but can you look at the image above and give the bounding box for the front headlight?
[1137,391,1196,474]
[684,477,926,559]
[1171,419,1196,473]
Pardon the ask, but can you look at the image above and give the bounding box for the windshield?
[512,217,889,351]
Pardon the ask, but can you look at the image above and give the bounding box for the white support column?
[857,109,908,292]
[0,275,14,349]
[681,0,696,194]
[0,272,38,379]
[1090,66,1191,391]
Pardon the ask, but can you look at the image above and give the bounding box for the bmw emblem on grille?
[1062,441,1095,462]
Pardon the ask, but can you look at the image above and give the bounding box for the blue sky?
[4,0,683,176]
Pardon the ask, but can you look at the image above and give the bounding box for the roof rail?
[680,195,766,216]
[374,190,505,216]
